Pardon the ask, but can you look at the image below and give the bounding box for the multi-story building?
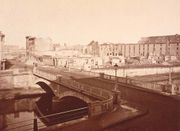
[99,34,180,61]
[100,43,119,58]
[138,34,180,44]
[100,43,141,58]
[139,34,180,56]
[86,40,99,56]
[0,31,5,70]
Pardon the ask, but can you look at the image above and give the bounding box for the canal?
[0,93,89,131]
[0,97,46,131]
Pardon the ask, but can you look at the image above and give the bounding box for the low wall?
[92,65,180,77]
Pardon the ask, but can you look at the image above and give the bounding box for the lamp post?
[113,63,120,105]
[168,66,172,85]
[114,63,118,91]
[169,65,176,95]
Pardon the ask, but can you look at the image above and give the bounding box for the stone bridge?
[32,65,179,118]
[33,67,116,117]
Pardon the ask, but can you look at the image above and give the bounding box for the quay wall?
[0,69,34,89]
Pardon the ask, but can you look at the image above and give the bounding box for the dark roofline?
[141,34,180,39]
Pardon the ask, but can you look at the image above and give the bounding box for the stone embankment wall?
[0,69,34,89]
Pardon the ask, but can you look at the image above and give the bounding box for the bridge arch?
[58,91,94,103]
[36,80,55,96]
[59,96,89,110]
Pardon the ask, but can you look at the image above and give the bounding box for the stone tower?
[0,31,5,70]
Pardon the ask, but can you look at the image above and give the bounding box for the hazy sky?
[0,0,180,47]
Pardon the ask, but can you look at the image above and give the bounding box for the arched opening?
[36,81,55,96]
[47,96,88,125]
[58,91,93,104]
[34,83,89,126]
[57,96,88,112]
[35,81,55,122]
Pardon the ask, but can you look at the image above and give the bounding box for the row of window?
[107,52,122,56]
[105,46,180,57]
[101,43,180,51]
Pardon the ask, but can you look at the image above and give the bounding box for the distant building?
[100,43,124,58]
[26,36,53,59]
[3,45,20,59]
[0,31,5,70]
[138,34,180,44]
[86,40,100,56]
[138,34,180,56]
[99,34,180,63]
[53,43,61,51]
[53,43,87,55]
[69,44,87,55]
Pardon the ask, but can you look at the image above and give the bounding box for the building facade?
[99,34,180,60]
[0,32,5,70]
[138,34,180,56]
[86,40,100,56]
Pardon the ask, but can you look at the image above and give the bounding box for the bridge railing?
[102,73,166,93]
[68,67,100,77]
[60,77,114,116]
[33,68,114,117]
[61,78,112,99]
[34,68,57,81]
[126,78,164,92]
[34,67,168,95]
[34,68,112,100]
[88,96,114,116]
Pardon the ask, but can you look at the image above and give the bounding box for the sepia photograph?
[0,0,180,131]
